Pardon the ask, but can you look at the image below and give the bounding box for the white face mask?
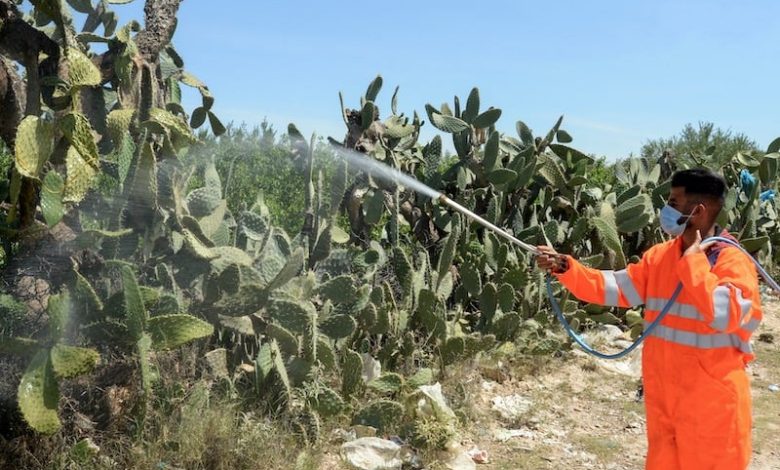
[659,204,694,237]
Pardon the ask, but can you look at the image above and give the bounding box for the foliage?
[0,291,27,337]
[0,0,221,434]
[191,122,340,235]
[1,290,100,433]
[0,140,11,203]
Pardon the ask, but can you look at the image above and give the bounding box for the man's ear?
[693,202,709,221]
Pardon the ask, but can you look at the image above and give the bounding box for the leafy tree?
[586,156,615,188]
[641,122,759,175]
[192,122,338,235]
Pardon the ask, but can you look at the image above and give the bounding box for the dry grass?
[2,386,330,470]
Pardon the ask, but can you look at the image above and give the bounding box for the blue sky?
[111,0,780,159]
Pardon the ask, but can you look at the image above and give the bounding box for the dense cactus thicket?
[1,1,779,462]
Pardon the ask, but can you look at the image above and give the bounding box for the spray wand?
[437,194,540,255]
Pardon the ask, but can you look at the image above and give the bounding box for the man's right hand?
[535,245,570,273]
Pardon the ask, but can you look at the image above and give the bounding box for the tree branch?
[135,0,183,63]
[0,57,25,148]
[0,1,60,64]
[0,0,59,122]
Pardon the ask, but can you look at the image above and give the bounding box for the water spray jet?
[330,145,540,255]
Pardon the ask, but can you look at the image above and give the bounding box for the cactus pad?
[50,344,100,379]
[147,314,213,350]
[18,350,60,434]
[351,399,404,432]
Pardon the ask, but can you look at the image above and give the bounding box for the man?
[536,168,761,469]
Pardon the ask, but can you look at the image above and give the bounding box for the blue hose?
[548,236,780,360]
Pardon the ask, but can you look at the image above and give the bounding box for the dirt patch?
[441,297,780,470]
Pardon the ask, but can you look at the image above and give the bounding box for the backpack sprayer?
[438,194,780,360]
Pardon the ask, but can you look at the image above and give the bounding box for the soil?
[451,296,780,470]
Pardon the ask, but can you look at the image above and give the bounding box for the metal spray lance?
[437,194,541,255]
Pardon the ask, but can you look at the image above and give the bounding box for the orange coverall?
[555,234,761,470]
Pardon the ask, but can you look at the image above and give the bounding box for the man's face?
[667,187,694,213]
[667,187,706,229]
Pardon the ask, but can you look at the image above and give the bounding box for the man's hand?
[683,230,717,257]
[536,245,570,273]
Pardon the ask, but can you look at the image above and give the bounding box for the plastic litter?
[467,446,489,464]
[340,437,403,470]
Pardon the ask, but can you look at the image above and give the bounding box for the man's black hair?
[671,168,727,204]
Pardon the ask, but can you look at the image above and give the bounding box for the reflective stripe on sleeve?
[710,285,731,331]
[740,316,761,334]
[710,285,752,332]
[614,269,643,306]
[734,287,753,324]
[601,270,619,306]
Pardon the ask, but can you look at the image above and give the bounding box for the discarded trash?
[341,437,403,470]
[415,383,457,422]
[635,382,644,402]
[573,345,643,378]
[361,354,382,383]
[490,394,532,421]
[582,324,624,345]
[388,435,405,446]
[404,452,424,469]
[493,428,538,442]
[442,442,477,470]
[769,384,780,393]
[467,446,489,464]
